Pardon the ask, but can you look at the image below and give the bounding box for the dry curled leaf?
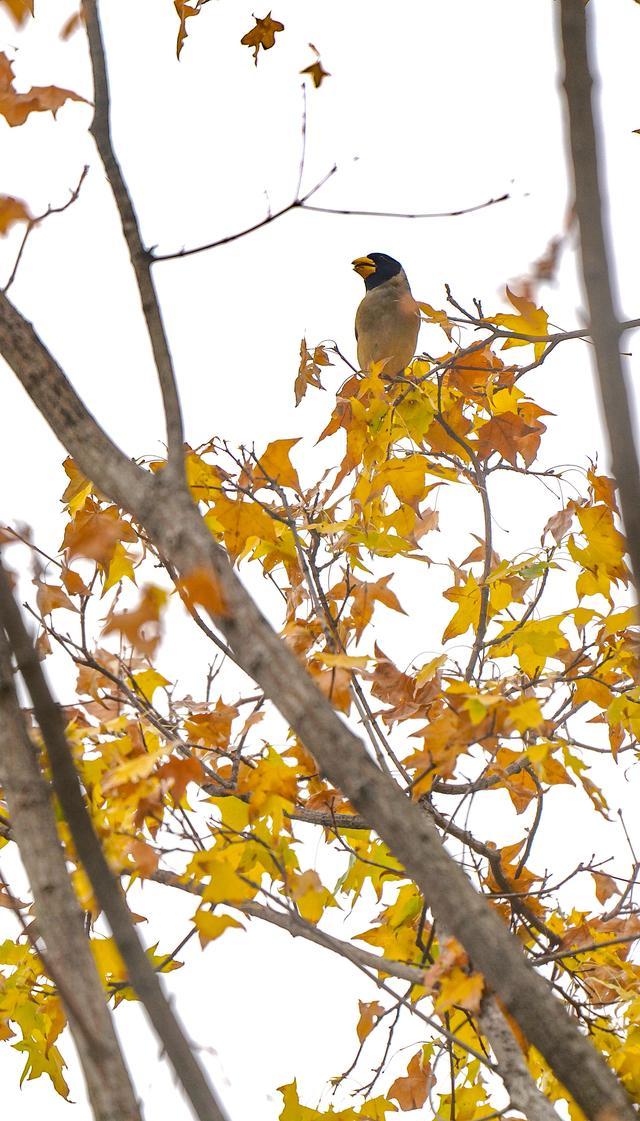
[0,52,88,128]
[240,12,284,65]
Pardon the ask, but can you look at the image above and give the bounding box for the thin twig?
[82,0,185,472]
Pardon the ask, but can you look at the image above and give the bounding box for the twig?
[3,165,89,294]
[82,0,185,472]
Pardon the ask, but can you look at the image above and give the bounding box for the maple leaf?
[388,1049,434,1111]
[254,437,301,492]
[300,45,330,88]
[240,12,285,65]
[178,566,229,617]
[193,909,244,948]
[487,287,549,361]
[102,585,167,657]
[0,194,31,235]
[475,411,540,467]
[62,499,136,567]
[0,52,87,127]
[35,581,77,616]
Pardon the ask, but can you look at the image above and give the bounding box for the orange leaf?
[0,51,87,127]
[240,12,285,65]
[475,411,540,467]
[179,566,229,617]
[35,581,78,616]
[102,585,167,657]
[62,500,136,567]
[356,1000,384,1043]
[0,194,31,235]
[388,1050,434,1111]
[255,438,301,492]
[0,0,33,27]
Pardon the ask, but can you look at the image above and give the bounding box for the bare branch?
[152,176,509,264]
[81,0,185,471]
[561,0,640,588]
[0,561,229,1121]
[2,165,89,294]
[0,620,141,1121]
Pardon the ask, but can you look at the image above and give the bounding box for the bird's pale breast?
[355,273,420,376]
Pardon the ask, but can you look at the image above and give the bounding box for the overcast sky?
[1,1,640,1117]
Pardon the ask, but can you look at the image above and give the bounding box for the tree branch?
[81,0,185,472]
[154,870,562,1121]
[0,561,229,1121]
[0,621,141,1121]
[560,0,640,589]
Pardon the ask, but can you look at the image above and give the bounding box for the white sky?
[1,0,640,1118]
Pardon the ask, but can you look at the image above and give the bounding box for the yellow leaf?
[489,287,549,361]
[508,697,544,734]
[315,652,369,669]
[102,541,136,593]
[193,909,245,947]
[255,437,301,491]
[435,967,484,1014]
[133,668,170,702]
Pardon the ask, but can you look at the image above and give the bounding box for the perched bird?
[352,252,420,377]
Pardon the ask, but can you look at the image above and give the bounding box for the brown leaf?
[0,52,87,128]
[388,1050,434,1111]
[35,581,78,616]
[300,45,330,88]
[592,871,620,905]
[0,194,31,235]
[475,411,540,467]
[240,12,285,65]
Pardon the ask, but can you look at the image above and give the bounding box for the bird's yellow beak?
[352,256,376,280]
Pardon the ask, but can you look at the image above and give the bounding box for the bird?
[352,252,420,378]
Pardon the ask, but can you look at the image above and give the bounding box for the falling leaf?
[240,12,285,65]
[60,10,83,39]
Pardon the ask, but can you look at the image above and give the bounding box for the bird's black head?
[352,252,403,291]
